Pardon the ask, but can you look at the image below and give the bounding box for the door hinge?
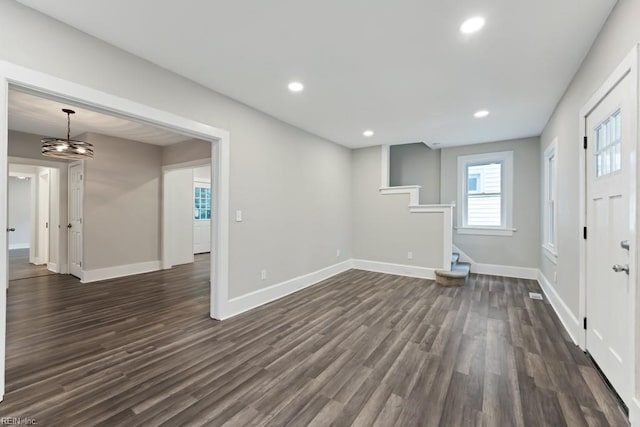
[583,136,588,150]
[583,317,587,330]
[583,227,587,240]
[79,261,82,267]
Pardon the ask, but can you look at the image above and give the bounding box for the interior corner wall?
[439,137,541,268]
[81,132,162,270]
[539,0,640,318]
[390,143,441,204]
[352,146,445,269]
[0,1,352,298]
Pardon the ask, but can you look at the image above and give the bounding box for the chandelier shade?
[41,109,94,160]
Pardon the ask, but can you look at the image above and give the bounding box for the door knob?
[621,240,630,250]
[612,264,629,275]
[6,228,15,232]
[67,224,72,229]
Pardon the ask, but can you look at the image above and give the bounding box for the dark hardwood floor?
[0,256,628,426]
[9,248,57,281]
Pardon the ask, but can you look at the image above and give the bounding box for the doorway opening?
[0,59,231,400]
[7,162,61,282]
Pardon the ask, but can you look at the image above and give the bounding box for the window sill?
[542,245,558,264]
[456,227,515,237]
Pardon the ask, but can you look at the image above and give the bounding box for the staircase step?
[435,262,470,287]
[451,252,460,266]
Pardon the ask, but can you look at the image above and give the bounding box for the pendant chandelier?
[41,109,94,160]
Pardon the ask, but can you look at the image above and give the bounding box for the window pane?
[466,162,502,227]
[467,195,502,226]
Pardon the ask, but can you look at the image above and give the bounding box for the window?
[595,110,621,177]
[457,151,514,236]
[543,140,557,262]
[194,185,211,220]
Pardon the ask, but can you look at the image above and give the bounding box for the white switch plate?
[407,251,413,260]
[336,249,341,257]
[235,210,242,222]
[261,269,267,280]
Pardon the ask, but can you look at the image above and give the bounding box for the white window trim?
[543,139,558,264]
[457,151,514,236]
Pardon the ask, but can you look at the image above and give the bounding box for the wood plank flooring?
[0,256,629,426]
[9,248,56,281]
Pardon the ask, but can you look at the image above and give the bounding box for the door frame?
[67,161,84,279]
[579,44,640,417]
[37,168,50,266]
[0,60,231,399]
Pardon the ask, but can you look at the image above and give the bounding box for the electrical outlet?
[407,251,413,260]
[336,249,341,257]
[553,271,557,282]
[261,269,267,280]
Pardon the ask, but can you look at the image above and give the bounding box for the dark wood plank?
[0,260,629,426]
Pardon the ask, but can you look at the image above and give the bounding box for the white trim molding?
[81,261,162,283]
[379,185,421,206]
[223,261,353,320]
[352,259,436,280]
[536,271,581,345]
[8,243,29,250]
[457,150,514,235]
[472,263,538,280]
[456,227,516,237]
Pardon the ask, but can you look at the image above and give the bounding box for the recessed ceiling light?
[363,130,374,137]
[474,110,490,118]
[460,17,485,34]
[288,81,304,92]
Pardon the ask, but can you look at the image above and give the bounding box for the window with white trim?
[543,141,557,259]
[457,151,514,235]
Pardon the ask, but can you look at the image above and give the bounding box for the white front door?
[193,180,211,254]
[68,162,83,278]
[585,69,634,403]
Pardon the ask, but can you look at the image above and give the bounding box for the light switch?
[235,210,243,222]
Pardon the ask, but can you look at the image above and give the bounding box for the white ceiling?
[9,90,192,146]
[16,0,616,148]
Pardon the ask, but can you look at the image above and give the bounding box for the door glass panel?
[595,110,621,177]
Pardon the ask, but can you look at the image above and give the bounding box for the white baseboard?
[472,263,538,280]
[536,270,581,345]
[47,262,58,273]
[223,260,354,320]
[81,260,161,283]
[8,243,29,250]
[352,259,436,280]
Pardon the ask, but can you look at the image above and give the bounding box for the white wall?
[540,0,640,315]
[352,146,445,269]
[440,137,540,268]
[164,168,194,267]
[390,143,441,204]
[0,2,353,298]
[7,176,30,249]
[82,132,162,270]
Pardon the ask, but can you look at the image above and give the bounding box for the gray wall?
[82,133,162,270]
[540,0,640,315]
[440,137,540,268]
[0,1,353,299]
[8,129,69,164]
[352,146,445,268]
[162,139,211,167]
[390,143,440,204]
[8,177,31,249]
